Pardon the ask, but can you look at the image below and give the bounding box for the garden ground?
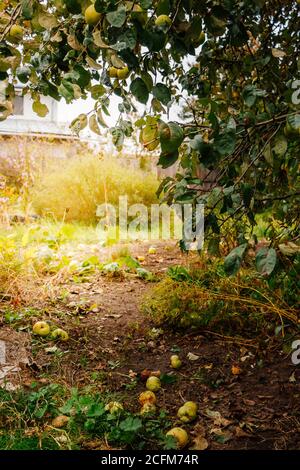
[0,239,299,450]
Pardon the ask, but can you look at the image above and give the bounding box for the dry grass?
[32,153,159,223]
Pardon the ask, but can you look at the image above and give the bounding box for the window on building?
[13,95,24,115]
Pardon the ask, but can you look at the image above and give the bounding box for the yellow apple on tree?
[8,25,23,41]
[108,66,119,78]
[155,15,172,28]
[84,5,102,25]
[117,66,130,80]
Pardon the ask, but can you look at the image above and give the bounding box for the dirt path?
[1,241,300,450]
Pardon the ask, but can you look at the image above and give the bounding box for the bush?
[32,154,158,223]
[141,264,297,337]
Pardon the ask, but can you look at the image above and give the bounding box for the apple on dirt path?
[166,427,189,448]
[170,354,182,369]
[146,376,161,391]
[51,328,69,341]
[32,321,50,337]
[139,390,157,405]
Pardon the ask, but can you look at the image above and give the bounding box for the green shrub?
[32,154,159,223]
[141,264,292,337]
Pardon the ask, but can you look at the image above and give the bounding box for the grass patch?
[32,155,158,223]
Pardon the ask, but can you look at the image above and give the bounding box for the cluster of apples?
[32,321,69,341]
[137,356,198,448]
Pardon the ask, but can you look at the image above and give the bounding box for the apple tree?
[0,0,299,300]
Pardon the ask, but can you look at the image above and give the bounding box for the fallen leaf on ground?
[52,415,69,428]
[187,352,200,361]
[205,409,232,427]
[235,426,251,438]
[231,365,242,375]
[190,436,209,450]
[289,372,296,383]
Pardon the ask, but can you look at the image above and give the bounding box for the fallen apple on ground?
[146,376,161,392]
[32,321,50,337]
[139,390,157,406]
[184,401,198,414]
[51,415,69,428]
[166,427,189,449]
[170,354,182,369]
[140,403,157,415]
[177,401,197,423]
[51,328,69,341]
[148,246,157,254]
[105,401,124,414]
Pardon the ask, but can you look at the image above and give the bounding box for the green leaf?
[224,244,248,276]
[16,66,31,84]
[256,247,277,276]
[152,83,171,106]
[205,12,227,36]
[32,100,49,117]
[70,113,88,135]
[130,78,149,104]
[86,403,105,418]
[106,6,126,28]
[159,122,184,153]
[119,417,142,433]
[140,0,152,9]
[158,150,179,168]
[214,118,236,156]
[21,0,34,19]
[111,127,124,149]
[89,114,101,135]
[272,134,287,157]
[156,0,170,15]
[38,11,58,29]
[160,373,177,384]
[97,108,108,128]
[141,71,153,92]
[241,183,254,208]
[242,85,267,107]
[64,0,82,14]
[118,29,137,50]
[58,80,80,103]
[73,65,91,88]
[90,84,105,99]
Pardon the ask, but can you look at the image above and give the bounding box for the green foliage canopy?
[0,0,299,281]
